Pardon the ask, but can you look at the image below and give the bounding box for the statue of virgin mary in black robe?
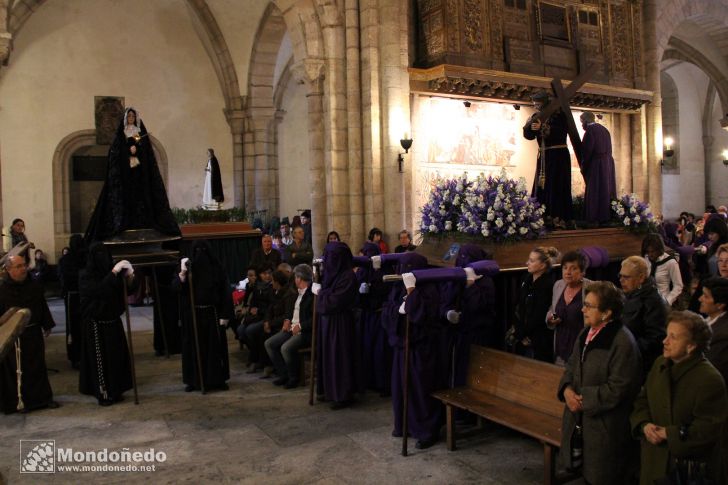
[84,107,180,242]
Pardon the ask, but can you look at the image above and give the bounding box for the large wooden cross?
[533,64,598,166]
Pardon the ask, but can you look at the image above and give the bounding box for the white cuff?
[446,310,460,324]
[312,283,321,295]
[464,267,481,281]
[398,300,407,315]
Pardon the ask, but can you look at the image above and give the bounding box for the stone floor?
[0,300,553,484]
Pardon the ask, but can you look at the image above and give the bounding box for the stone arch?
[660,71,679,173]
[51,129,168,256]
[7,0,46,37]
[185,0,242,112]
[655,1,728,57]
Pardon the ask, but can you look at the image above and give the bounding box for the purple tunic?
[581,122,617,223]
[318,242,359,403]
[357,242,389,392]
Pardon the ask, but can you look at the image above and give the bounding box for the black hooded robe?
[209,156,224,203]
[58,234,86,366]
[78,243,133,402]
[172,241,233,391]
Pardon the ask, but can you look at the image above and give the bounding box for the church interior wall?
[709,94,728,208]
[276,72,311,222]
[660,63,709,219]
[0,0,235,260]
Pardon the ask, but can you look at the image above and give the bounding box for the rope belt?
[15,340,24,412]
[92,319,116,400]
[539,144,568,151]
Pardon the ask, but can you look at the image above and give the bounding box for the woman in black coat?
[514,246,558,362]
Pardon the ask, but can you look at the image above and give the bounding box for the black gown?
[523,110,573,221]
[0,277,55,414]
[172,242,233,391]
[78,269,133,402]
[85,110,180,242]
[209,155,224,203]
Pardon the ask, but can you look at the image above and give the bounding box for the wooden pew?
[432,346,566,485]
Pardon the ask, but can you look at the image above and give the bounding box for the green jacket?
[630,354,728,485]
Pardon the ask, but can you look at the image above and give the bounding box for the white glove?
[312,258,324,265]
[181,257,190,272]
[371,255,382,270]
[398,300,407,315]
[113,260,132,276]
[122,260,134,277]
[402,272,416,290]
[219,319,229,327]
[446,310,461,324]
[312,283,321,295]
[112,261,125,274]
[699,245,708,255]
[464,267,482,282]
[359,282,370,294]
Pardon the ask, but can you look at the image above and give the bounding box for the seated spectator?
[265,264,314,388]
[368,227,389,254]
[642,234,683,307]
[245,270,295,378]
[620,256,668,375]
[558,281,642,483]
[700,278,728,383]
[250,234,282,270]
[326,231,340,244]
[696,216,728,277]
[237,263,273,371]
[271,233,283,250]
[546,251,591,366]
[232,267,257,332]
[394,230,417,253]
[631,311,728,485]
[286,226,313,267]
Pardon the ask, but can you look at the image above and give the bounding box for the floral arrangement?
[420,170,546,242]
[172,206,247,224]
[610,194,655,231]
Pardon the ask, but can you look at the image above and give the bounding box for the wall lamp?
[723,149,728,167]
[660,136,674,169]
[398,135,413,173]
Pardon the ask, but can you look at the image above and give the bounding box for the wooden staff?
[122,275,139,405]
[308,263,320,406]
[187,267,206,394]
[402,312,411,456]
[151,267,170,358]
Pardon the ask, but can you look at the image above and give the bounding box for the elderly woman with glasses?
[558,281,642,484]
[620,256,668,375]
[631,311,728,485]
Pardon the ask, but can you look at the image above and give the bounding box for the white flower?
[439,209,447,216]
[481,228,490,237]
[519,227,529,235]
[487,210,495,221]
[429,224,438,232]
[634,215,641,223]
[445,221,452,231]
[630,207,637,214]
[623,217,631,226]
[507,227,516,235]
[456,183,463,192]
[495,218,504,228]
[507,215,514,222]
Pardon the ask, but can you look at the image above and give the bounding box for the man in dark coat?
[523,91,573,226]
[0,255,57,413]
[314,242,359,409]
[265,264,314,388]
[701,278,728,383]
[580,112,617,224]
[250,234,282,271]
[78,243,133,405]
[173,240,234,392]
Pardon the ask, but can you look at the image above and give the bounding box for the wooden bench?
[433,346,566,485]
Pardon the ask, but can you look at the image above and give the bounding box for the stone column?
[345,0,365,247]
[294,59,328,256]
[359,0,384,234]
[250,113,276,216]
[378,0,411,241]
[643,0,663,214]
[224,95,246,208]
[242,121,256,211]
[320,9,351,244]
[703,134,714,205]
